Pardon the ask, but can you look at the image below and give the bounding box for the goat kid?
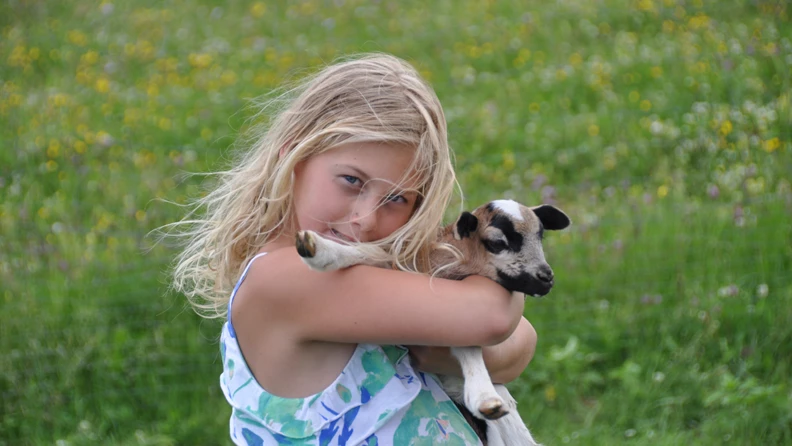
[295,199,570,446]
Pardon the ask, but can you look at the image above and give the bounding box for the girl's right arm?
[235,246,524,347]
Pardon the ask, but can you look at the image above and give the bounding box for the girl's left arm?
[407,316,537,384]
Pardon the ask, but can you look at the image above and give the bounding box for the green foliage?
[1,0,790,444]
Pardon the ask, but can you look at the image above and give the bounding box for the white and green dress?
[220,253,482,445]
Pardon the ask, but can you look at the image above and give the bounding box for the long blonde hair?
[164,54,457,318]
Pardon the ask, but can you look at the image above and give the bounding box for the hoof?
[295,231,316,258]
[478,397,509,420]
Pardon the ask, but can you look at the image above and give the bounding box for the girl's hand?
[407,317,537,384]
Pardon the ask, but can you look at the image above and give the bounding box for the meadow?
[1,0,790,444]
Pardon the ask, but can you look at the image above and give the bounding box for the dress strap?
[227,252,268,320]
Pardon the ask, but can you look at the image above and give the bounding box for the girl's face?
[290,142,421,243]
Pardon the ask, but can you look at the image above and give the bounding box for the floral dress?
[220,253,481,445]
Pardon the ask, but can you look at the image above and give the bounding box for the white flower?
[757,284,769,298]
[650,121,664,135]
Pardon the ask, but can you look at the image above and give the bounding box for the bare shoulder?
[231,246,305,322]
[230,246,359,397]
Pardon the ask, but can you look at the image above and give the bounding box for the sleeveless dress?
[220,253,482,446]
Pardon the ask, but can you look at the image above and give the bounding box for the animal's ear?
[531,205,571,230]
[453,212,478,240]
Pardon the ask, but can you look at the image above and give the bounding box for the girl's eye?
[342,175,362,186]
[385,194,407,204]
[484,239,508,254]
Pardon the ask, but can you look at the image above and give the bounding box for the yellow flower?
[502,151,515,170]
[529,103,540,113]
[763,137,780,153]
[221,70,238,85]
[544,385,556,402]
[629,91,640,103]
[555,69,567,81]
[657,185,669,198]
[513,48,531,68]
[47,139,61,158]
[640,100,652,111]
[588,124,600,137]
[81,51,99,65]
[569,53,583,67]
[189,53,213,69]
[49,93,70,107]
[250,2,266,18]
[67,30,88,46]
[74,140,87,154]
[651,66,663,78]
[95,77,110,93]
[720,120,733,136]
[637,0,655,12]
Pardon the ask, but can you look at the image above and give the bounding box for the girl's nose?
[351,197,379,235]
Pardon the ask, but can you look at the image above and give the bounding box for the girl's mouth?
[330,229,355,244]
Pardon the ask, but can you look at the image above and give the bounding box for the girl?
[170,54,537,445]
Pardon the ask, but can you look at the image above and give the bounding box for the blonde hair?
[164,53,457,318]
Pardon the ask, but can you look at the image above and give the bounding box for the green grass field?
[2,0,791,444]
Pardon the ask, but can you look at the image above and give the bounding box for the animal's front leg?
[296,230,389,272]
[450,346,508,420]
[488,384,542,446]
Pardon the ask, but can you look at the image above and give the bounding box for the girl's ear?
[453,212,478,240]
[278,139,295,159]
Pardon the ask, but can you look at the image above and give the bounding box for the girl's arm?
[235,246,524,347]
[405,317,537,384]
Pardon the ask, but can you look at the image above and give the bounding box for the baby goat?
[295,199,570,446]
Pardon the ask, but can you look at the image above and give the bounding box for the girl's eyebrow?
[336,164,370,182]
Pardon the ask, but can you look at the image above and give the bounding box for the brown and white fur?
[295,199,570,445]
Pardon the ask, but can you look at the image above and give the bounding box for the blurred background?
[1,0,790,444]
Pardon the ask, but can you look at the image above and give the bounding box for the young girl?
[170,54,538,445]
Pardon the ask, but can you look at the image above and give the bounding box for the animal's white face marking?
[491,200,524,221]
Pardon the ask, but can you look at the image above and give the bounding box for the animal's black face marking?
[488,215,524,252]
[496,270,553,296]
[456,212,478,239]
[483,239,508,254]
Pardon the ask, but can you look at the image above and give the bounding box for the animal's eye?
[484,239,508,254]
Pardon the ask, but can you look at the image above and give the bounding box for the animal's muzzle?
[496,265,555,297]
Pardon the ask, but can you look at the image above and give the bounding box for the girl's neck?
[260,232,296,254]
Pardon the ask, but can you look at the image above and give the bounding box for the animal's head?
[451,199,570,297]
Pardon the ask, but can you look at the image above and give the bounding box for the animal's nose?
[536,264,554,283]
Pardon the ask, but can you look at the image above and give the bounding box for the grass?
[1,0,791,444]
